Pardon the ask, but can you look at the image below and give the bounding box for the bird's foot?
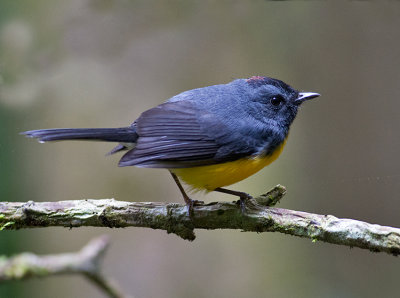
[214,187,255,214]
[185,198,204,217]
[237,193,254,214]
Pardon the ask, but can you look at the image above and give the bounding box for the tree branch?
[1,185,399,256]
[0,236,129,298]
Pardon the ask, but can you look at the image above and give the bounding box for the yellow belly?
[170,140,286,191]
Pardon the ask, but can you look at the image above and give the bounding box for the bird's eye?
[270,95,284,106]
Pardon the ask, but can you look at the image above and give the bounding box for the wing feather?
[119,101,221,168]
[118,99,266,168]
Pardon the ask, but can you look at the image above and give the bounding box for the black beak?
[295,92,320,105]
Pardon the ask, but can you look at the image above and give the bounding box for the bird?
[22,76,319,212]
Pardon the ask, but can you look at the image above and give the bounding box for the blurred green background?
[1,1,399,297]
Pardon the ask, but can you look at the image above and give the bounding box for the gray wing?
[118,100,258,168]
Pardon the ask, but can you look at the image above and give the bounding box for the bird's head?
[244,76,319,128]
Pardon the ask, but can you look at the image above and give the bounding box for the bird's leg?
[170,172,201,216]
[170,172,192,205]
[214,187,254,213]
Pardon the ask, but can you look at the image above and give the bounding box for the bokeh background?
[1,1,399,297]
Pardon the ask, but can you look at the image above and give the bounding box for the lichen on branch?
[0,236,128,298]
[0,185,399,256]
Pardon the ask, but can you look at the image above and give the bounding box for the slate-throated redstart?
[23,76,319,211]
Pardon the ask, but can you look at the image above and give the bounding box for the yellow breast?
[170,139,286,191]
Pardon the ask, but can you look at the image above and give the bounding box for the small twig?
[85,272,127,298]
[0,236,128,298]
[0,185,399,256]
[254,184,286,206]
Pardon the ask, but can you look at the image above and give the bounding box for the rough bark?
[0,236,128,298]
[1,185,399,256]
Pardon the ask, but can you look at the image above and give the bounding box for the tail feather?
[22,127,138,143]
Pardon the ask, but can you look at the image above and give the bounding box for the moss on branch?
[0,185,399,256]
